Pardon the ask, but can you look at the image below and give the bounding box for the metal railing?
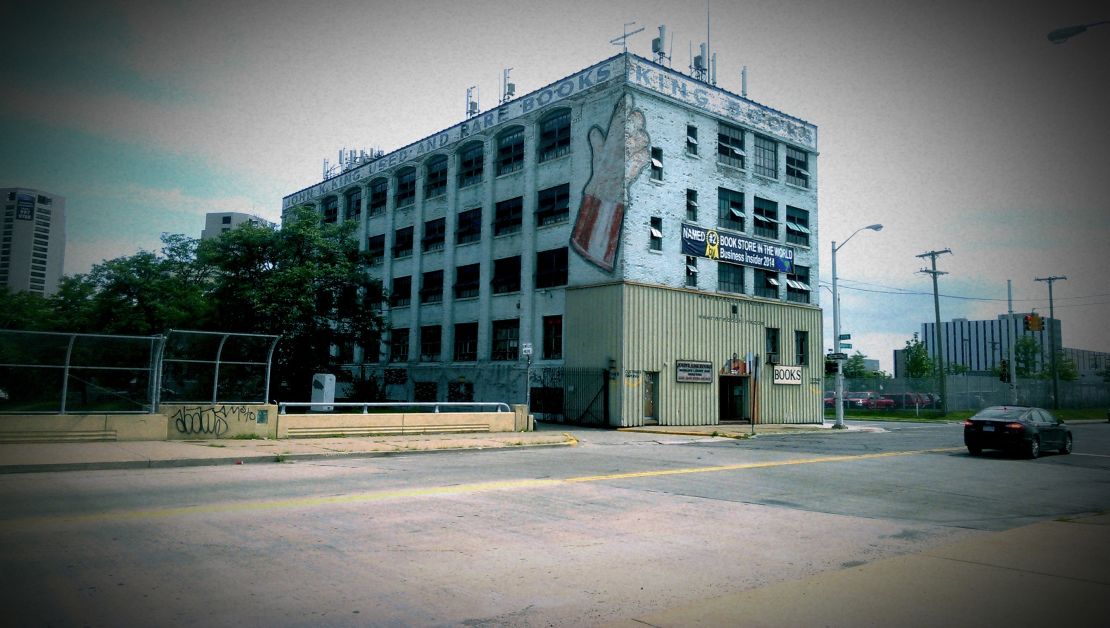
[278,401,511,414]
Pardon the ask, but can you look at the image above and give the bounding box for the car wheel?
[967,445,981,456]
[1026,437,1040,459]
[1061,434,1073,455]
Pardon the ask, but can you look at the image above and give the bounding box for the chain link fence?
[0,329,279,414]
[830,375,1110,412]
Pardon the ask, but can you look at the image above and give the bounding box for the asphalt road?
[2,420,1107,626]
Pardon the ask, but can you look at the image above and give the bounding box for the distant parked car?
[880,392,933,409]
[844,391,895,409]
[963,406,1072,458]
[824,393,836,408]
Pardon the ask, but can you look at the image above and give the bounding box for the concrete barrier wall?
[0,403,531,443]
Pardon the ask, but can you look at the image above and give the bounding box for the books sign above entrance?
[675,360,713,383]
[773,365,803,385]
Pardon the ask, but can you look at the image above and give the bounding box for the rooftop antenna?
[466,86,479,118]
[711,52,717,86]
[691,42,708,82]
[652,25,671,65]
[500,68,515,104]
[610,21,645,53]
[741,65,748,98]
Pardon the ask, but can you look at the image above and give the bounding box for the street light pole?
[831,223,883,429]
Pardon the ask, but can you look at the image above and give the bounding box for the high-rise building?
[200,212,276,240]
[1,187,65,296]
[281,53,821,426]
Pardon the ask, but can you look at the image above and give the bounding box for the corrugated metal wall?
[568,282,822,426]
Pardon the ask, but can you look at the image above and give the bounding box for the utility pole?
[1035,275,1066,409]
[1007,280,1017,404]
[917,248,952,415]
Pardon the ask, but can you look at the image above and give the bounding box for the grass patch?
[207,442,227,448]
[824,406,1108,423]
[230,433,264,440]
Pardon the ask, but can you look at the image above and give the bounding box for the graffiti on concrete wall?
[172,405,257,437]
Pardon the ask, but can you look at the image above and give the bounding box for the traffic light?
[825,359,837,375]
[1030,314,1044,332]
[999,359,1010,383]
[1023,315,1032,331]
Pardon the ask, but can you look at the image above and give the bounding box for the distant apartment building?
[200,212,276,240]
[1,187,65,296]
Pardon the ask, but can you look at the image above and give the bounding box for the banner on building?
[16,194,34,221]
[681,223,794,273]
[675,360,713,383]
[772,365,802,385]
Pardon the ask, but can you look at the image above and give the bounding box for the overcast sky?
[2,0,1107,370]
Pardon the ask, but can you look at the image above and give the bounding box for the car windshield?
[972,407,1027,420]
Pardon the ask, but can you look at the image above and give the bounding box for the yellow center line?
[3,447,961,526]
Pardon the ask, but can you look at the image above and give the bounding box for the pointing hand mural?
[570,94,651,272]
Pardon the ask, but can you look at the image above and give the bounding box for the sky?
[2,0,1108,371]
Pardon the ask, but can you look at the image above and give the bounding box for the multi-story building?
[281,53,822,426]
[1,187,65,296]
[200,211,276,240]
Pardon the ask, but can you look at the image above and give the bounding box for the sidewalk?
[607,512,1110,627]
[619,420,889,438]
[0,430,575,474]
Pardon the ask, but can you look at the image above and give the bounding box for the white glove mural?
[570,94,651,272]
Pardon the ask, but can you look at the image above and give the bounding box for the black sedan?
[963,406,1072,458]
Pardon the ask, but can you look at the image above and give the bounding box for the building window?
[494,196,523,236]
[685,256,698,287]
[538,109,571,162]
[786,147,810,188]
[420,325,442,361]
[493,255,521,294]
[719,262,744,294]
[458,142,484,187]
[390,328,410,362]
[497,127,525,175]
[395,168,416,207]
[425,155,448,198]
[766,328,780,364]
[454,263,480,299]
[786,265,811,304]
[221,215,232,224]
[414,381,438,401]
[786,206,810,247]
[368,178,387,216]
[323,196,338,223]
[795,330,809,365]
[718,187,744,232]
[543,315,563,360]
[491,319,520,361]
[753,197,779,240]
[753,135,777,178]
[392,226,413,258]
[686,189,698,221]
[454,322,478,361]
[536,183,570,226]
[390,276,411,308]
[650,147,663,181]
[456,207,482,244]
[686,124,698,155]
[648,216,664,251]
[448,381,474,401]
[422,217,446,252]
[367,234,385,264]
[755,269,779,299]
[420,270,443,304]
[717,122,746,168]
[536,247,568,288]
[345,187,362,220]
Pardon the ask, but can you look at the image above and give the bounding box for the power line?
[822,279,1110,306]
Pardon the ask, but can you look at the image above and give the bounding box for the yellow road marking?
[2,447,961,526]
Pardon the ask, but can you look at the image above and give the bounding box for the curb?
[0,438,577,475]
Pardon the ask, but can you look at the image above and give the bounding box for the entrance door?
[643,371,659,425]
[718,375,749,422]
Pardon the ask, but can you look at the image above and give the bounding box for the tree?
[1014,335,1040,378]
[902,333,934,379]
[1044,351,1079,382]
[195,206,385,400]
[0,289,58,330]
[842,351,870,379]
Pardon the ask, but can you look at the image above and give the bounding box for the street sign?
[521,342,533,356]
[839,343,852,349]
[829,352,848,361]
[838,333,851,340]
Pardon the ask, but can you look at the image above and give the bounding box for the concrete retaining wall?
[0,404,532,443]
